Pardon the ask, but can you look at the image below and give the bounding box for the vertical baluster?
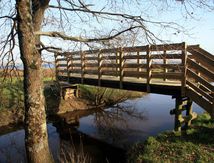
[181,42,187,97]
[146,45,151,92]
[81,51,85,84]
[66,53,71,83]
[163,50,168,81]
[98,51,102,86]
[119,48,124,89]
[54,53,58,81]
[116,51,120,77]
[137,51,141,79]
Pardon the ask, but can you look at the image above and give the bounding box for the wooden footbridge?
[55,42,214,131]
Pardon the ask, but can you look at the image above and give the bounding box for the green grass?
[0,79,24,110]
[0,77,53,110]
[128,113,214,163]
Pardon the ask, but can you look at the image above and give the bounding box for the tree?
[16,0,53,162]
[0,0,213,162]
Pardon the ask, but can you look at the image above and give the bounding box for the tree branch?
[35,26,142,42]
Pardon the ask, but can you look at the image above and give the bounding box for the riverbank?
[0,79,144,127]
[128,113,214,162]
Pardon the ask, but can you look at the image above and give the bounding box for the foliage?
[128,113,214,163]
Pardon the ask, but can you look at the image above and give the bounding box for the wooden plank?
[123,53,182,60]
[187,48,214,71]
[187,57,214,81]
[124,63,147,68]
[58,69,68,73]
[186,80,213,102]
[72,63,82,67]
[85,63,98,67]
[124,71,147,78]
[101,63,119,68]
[56,58,66,62]
[56,64,67,67]
[62,43,184,57]
[151,54,181,59]
[84,56,98,60]
[71,57,81,61]
[84,70,98,75]
[70,69,81,73]
[152,72,182,80]
[151,64,182,69]
[187,46,214,61]
[150,43,183,51]
[122,46,147,52]
[187,68,214,92]
[123,55,146,60]
[102,56,118,60]
[186,88,212,115]
[101,70,119,76]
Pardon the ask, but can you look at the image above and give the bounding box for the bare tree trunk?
[16,0,53,162]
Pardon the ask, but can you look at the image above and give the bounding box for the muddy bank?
[0,108,23,128]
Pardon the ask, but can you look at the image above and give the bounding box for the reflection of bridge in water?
[55,42,214,131]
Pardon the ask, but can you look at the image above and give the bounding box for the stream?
[0,94,204,163]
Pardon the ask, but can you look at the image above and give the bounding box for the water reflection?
[93,103,146,147]
[78,94,204,148]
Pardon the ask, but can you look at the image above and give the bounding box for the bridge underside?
[58,76,181,96]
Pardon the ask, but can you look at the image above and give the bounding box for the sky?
[0,0,214,66]
[44,0,214,54]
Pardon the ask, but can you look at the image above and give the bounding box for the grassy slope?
[128,113,214,163]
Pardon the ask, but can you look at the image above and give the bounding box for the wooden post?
[54,53,58,81]
[146,45,151,92]
[119,49,124,89]
[66,53,71,83]
[181,42,187,97]
[212,92,214,119]
[98,51,102,86]
[137,51,141,79]
[81,52,85,84]
[163,50,168,81]
[116,51,120,77]
[185,98,194,127]
[174,97,184,131]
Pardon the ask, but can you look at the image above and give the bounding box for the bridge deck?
[58,75,181,95]
[55,42,214,118]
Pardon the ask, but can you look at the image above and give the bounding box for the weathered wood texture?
[55,43,214,117]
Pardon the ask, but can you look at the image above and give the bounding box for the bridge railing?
[55,43,187,90]
[186,46,214,114]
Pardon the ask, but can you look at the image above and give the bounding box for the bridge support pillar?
[170,97,197,132]
[61,85,79,100]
